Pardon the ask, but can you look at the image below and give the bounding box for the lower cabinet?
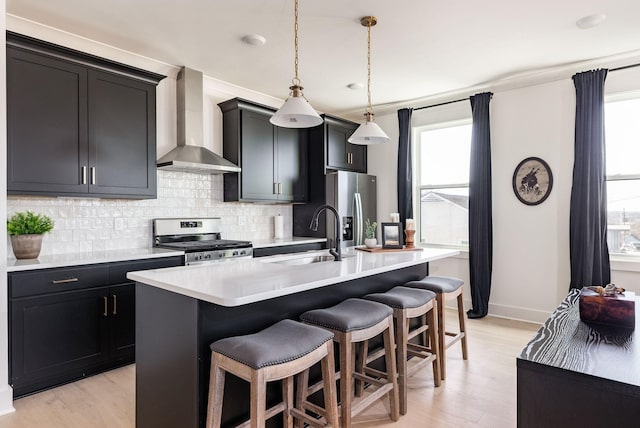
[8,255,183,397]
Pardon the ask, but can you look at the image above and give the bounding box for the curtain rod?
[610,62,640,72]
[413,97,468,111]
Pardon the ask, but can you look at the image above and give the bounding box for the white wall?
[369,67,640,323]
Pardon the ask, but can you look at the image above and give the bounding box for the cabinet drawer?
[109,256,184,284]
[9,266,110,298]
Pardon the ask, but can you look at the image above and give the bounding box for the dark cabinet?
[8,255,183,397]
[219,98,308,202]
[323,115,367,173]
[6,32,164,199]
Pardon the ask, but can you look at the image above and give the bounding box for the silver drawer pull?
[52,278,79,284]
[103,296,108,317]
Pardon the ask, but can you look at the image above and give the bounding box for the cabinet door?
[7,47,89,194]
[326,119,367,173]
[10,288,110,396]
[88,70,157,198]
[275,127,307,202]
[240,109,277,201]
[109,283,135,362]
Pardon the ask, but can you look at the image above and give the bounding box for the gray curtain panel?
[397,108,414,226]
[468,92,493,319]
[569,69,611,289]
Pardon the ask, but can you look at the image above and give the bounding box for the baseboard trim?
[0,385,15,416]
[446,299,551,324]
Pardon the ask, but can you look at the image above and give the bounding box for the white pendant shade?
[348,120,390,144]
[270,95,323,128]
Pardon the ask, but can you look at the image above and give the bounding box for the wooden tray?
[355,246,424,253]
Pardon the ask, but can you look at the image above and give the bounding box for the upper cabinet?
[6,32,165,199]
[219,98,308,203]
[311,115,367,173]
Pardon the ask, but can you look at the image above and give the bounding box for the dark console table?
[517,289,640,427]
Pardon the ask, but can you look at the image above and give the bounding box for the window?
[605,97,640,256]
[415,122,472,247]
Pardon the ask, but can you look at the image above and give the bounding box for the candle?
[406,219,415,230]
[390,213,400,223]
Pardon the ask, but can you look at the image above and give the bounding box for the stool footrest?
[289,408,327,428]
[355,370,387,387]
[350,383,395,417]
[445,331,466,349]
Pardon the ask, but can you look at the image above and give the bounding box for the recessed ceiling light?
[576,13,606,30]
[242,34,267,46]
[347,82,364,90]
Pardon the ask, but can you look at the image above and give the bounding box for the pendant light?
[270,0,323,128]
[348,16,390,145]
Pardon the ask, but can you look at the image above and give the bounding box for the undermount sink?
[272,255,337,265]
[261,251,355,266]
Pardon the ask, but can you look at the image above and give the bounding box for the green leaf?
[7,211,55,235]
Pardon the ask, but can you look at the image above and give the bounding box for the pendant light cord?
[293,0,300,87]
[366,21,372,114]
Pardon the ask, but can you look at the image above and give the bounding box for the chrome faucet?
[309,204,342,261]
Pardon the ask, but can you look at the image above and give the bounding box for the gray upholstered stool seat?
[363,286,436,310]
[210,319,334,369]
[300,298,393,332]
[404,275,468,380]
[300,298,399,428]
[404,275,464,293]
[206,319,339,428]
[362,286,441,415]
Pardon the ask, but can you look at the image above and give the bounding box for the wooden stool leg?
[355,340,368,397]
[436,293,446,380]
[294,368,309,428]
[250,370,266,428]
[282,376,294,428]
[206,355,226,428]
[382,317,400,421]
[321,341,340,428]
[395,311,409,415]
[428,304,441,387]
[339,334,354,428]
[457,292,469,360]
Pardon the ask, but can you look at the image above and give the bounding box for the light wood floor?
[0,311,540,428]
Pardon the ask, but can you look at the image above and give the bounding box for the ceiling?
[6,0,640,117]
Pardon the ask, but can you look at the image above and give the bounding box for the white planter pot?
[364,238,377,249]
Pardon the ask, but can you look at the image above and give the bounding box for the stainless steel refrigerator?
[326,171,377,248]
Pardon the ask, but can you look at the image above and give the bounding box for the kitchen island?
[128,247,458,428]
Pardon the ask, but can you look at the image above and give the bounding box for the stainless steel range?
[153,218,252,265]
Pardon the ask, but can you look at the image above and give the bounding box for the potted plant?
[7,211,54,259]
[364,218,378,248]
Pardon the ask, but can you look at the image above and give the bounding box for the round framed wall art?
[512,157,553,205]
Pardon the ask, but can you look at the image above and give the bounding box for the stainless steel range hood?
[157,67,240,174]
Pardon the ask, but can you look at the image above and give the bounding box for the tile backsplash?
[7,171,292,257]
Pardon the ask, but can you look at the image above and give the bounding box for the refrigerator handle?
[354,192,363,246]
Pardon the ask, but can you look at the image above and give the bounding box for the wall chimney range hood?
[157,67,240,174]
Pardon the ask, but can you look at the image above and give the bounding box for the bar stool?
[362,286,441,415]
[404,276,468,380]
[300,298,399,428]
[206,319,340,428]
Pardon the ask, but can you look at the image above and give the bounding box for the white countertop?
[7,248,184,272]
[251,236,327,249]
[127,247,458,306]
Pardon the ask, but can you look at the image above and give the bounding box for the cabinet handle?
[52,278,78,284]
[91,167,96,185]
[273,182,278,195]
[348,153,353,165]
[81,166,87,185]
[278,182,282,194]
[112,294,117,315]
[103,296,108,317]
